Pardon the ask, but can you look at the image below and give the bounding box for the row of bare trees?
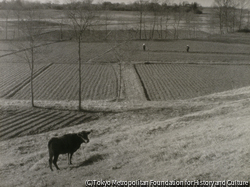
[2,0,250,110]
[6,1,98,110]
[3,0,249,42]
[136,0,203,40]
[135,0,250,39]
[1,0,204,41]
[213,0,250,34]
[6,0,131,110]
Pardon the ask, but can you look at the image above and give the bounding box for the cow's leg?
[49,149,54,171]
[49,156,53,171]
[69,153,73,165]
[67,153,70,165]
[53,154,60,170]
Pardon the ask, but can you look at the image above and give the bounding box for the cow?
[48,130,91,171]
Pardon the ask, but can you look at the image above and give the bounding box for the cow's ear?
[87,130,92,135]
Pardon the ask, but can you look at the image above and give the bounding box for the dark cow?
[48,130,91,171]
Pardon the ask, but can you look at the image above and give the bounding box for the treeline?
[0,0,202,14]
[1,0,249,40]
[212,0,250,33]
[98,1,202,14]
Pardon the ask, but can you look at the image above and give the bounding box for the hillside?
[0,86,250,186]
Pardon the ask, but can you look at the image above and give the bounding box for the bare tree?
[161,0,172,39]
[110,30,137,101]
[213,2,224,34]
[1,0,12,40]
[213,0,238,34]
[237,0,250,30]
[172,5,184,39]
[138,0,148,39]
[12,0,23,38]
[156,2,164,39]
[184,11,194,38]
[59,16,65,40]
[12,8,46,107]
[248,10,250,28]
[184,10,201,38]
[102,9,113,38]
[139,0,143,39]
[148,0,160,39]
[66,0,97,110]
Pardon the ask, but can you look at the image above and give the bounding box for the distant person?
[143,43,146,51]
[187,45,190,52]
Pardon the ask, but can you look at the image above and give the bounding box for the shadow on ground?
[74,154,106,168]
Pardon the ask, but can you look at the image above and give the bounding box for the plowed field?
[0,107,99,141]
[0,63,118,101]
[135,63,250,100]
[0,63,51,98]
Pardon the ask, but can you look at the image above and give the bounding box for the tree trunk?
[225,8,229,33]
[5,15,8,40]
[248,11,250,28]
[78,35,82,110]
[139,11,142,40]
[151,15,156,39]
[239,9,243,30]
[31,47,34,107]
[17,13,20,38]
[219,9,223,34]
[60,23,63,40]
[143,16,147,39]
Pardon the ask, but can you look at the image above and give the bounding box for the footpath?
[122,64,147,101]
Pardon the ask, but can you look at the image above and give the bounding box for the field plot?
[10,63,117,101]
[47,39,250,63]
[0,108,98,141]
[41,42,108,64]
[1,38,250,67]
[0,42,15,56]
[0,62,51,98]
[100,39,250,63]
[0,41,115,65]
[135,64,250,101]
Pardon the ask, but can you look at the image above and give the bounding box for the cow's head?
[77,130,91,143]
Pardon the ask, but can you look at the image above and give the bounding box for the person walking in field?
[187,45,190,52]
[143,43,146,51]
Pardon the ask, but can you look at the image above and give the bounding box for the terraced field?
[0,107,99,141]
[0,63,118,101]
[135,63,250,101]
[0,62,52,98]
[3,62,250,102]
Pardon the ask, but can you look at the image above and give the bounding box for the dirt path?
[122,64,147,101]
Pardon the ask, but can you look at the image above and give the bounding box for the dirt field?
[135,63,250,100]
[2,61,250,102]
[1,30,250,186]
[1,33,250,102]
[1,35,250,64]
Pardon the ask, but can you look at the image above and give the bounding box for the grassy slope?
[0,86,250,186]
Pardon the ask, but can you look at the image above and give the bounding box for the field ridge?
[134,64,151,101]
